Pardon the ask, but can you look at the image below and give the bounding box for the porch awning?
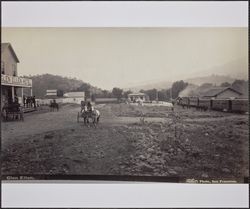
[1,74,32,88]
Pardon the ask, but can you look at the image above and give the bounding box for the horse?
[83,106,100,127]
[88,108,100,125]
[49,102,59,112]
[80,105,89,124]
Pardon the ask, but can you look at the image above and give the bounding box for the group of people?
[23,96,36,108]
[50,99,57,104]
[80,101,93,113]
[2,96,21,113]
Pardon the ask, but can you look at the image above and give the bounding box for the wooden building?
[63,91,85,104]
[128,92,149,102]
[201,87,242,99]
[45,89,58,99]
[1,43,32,108]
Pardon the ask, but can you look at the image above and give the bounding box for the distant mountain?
[184,74,235,86]
[185,57,248,80]
[121,57,247,92]
[23,74,102,98]
[122,74,235,92]
[123,80,172,92]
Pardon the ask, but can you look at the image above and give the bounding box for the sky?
[2,27,248,90]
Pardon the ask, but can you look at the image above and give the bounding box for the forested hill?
[24,74,102,98]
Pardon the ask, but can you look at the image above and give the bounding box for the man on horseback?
[49,99,59,111]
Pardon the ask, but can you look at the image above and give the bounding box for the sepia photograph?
[1,27,248,183]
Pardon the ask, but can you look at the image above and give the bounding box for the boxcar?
[231,99,249,113]
[211,99,230,111]
[198,98,211,109]
[180,97,190,106]
[189,97,199,107]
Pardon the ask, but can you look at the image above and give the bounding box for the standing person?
[14,96,19,104]
[29,96,31,107]
[8,96,13,105]
[26,96,30,107]
[87,101,92,112]
[23,96,26,107]
[13,96,20,112]
[80,101,86,113]
[32,96,36,108]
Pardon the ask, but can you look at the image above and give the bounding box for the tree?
[171,80,188,99]
[200,83,213,88]
[166,88,171,101]
[57,89,64,97]
[123,90,132,98]
[143,88,157,101]
[91,94,96,102]
[76,83,92,98]
[158,89,167,101]
[112,87,123,99]
[220,82,231,87]
[85,89,91,98]
[231,79,248,96]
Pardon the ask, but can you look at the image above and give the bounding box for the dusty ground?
[1,103,249,182]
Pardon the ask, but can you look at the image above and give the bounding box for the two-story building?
[1,43,32,108]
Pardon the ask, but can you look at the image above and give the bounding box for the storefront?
[1,74,32,108]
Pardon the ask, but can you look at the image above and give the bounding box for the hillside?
[184,74,235,86]
[191,58,248,80]
[23,74,102,98]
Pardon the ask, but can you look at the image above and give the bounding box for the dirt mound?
[110,103,173,118]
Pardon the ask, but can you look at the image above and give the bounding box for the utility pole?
[156,89,158,102]
[170,87,172,101]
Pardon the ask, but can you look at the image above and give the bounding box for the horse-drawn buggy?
[1,103,24,122]
[77,101,100,126]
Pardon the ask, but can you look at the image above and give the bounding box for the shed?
[63,91,85,98]
[128,92,149,102]
[201,87,242,99]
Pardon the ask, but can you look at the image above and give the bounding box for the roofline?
[128,93,146,95]
[215,87,242,96]
[2,43,20,63]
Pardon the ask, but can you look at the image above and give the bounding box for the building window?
[1,62,5,74]
[13,64,17,76]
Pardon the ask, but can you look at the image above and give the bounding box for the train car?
[231,99,249,113]
[211,99,230,111]
[180,97,190,106]
[198,98,211,109]
[189,97,199,107]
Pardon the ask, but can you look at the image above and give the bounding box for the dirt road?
[1,103,249,181]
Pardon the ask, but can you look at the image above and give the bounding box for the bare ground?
[1,103,249,181]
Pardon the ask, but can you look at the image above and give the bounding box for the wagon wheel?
[77,112,80,123]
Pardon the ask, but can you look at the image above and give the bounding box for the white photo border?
[1,1,249,208]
